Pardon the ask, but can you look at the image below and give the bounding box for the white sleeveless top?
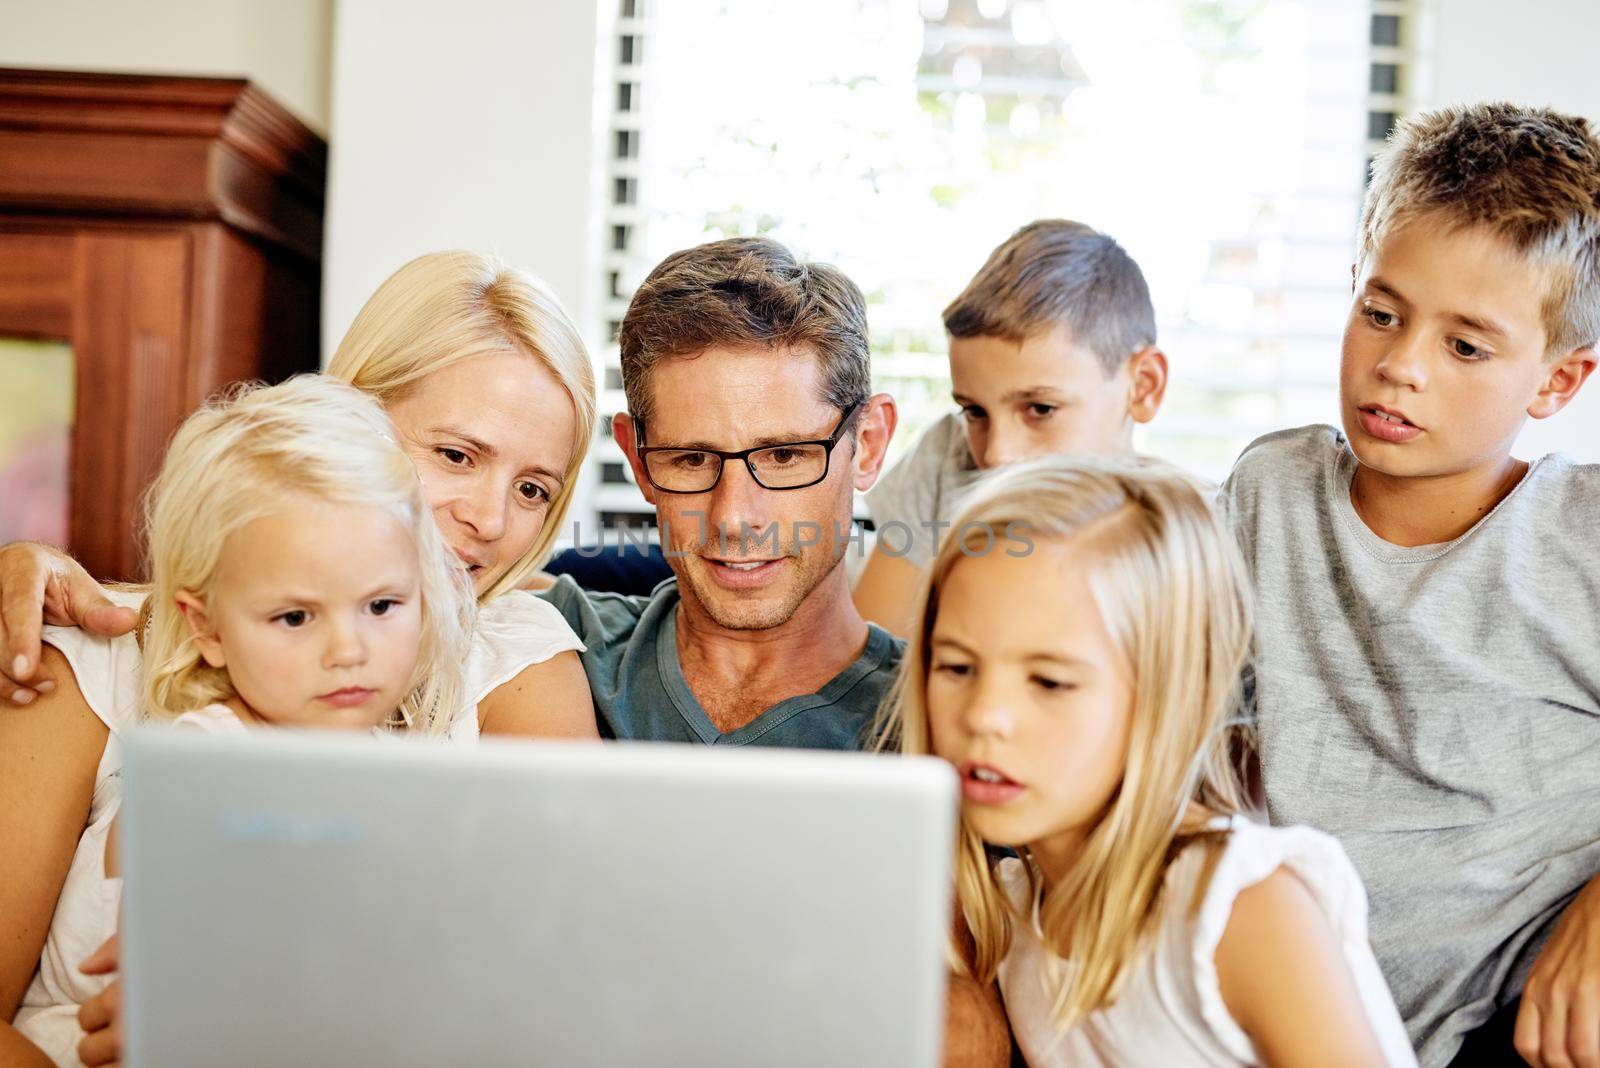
[451,589,585,742]
[997,817,1418,1068]
[16,588,581,1063]
[15,589,144,1067]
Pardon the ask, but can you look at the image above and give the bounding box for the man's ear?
[612,411,658,505]
[850,393,898,491]
[1126,346,1169,425]
[173,590,226,669]
[1529,347,1599,420]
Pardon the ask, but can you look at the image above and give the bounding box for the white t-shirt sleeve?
[864,413,977,568]
[452,589,587,742]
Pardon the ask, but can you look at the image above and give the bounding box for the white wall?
[0,0,333,134]
[1421,0,1600,459]
[321,0,610,365]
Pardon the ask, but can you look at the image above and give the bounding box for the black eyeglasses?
[634,401,863,494]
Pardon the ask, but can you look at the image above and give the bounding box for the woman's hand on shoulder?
[1,543,136,705]
[477,651,598,740]
[1214,866,1392,1068]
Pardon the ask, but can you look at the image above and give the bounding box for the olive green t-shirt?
[538,575,902,749]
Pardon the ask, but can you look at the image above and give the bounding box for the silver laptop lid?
[121,732,956,1067]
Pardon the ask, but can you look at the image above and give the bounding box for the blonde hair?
[140,375,475,735]
[328,251,598,597]
[878,455,1254,1026]
[1360,103,1600,356]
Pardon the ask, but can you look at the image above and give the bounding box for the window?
[1368,110,1398,141]
[612,0,1370,482]
[1371,14,1401,48]
[1370,62,1399,96]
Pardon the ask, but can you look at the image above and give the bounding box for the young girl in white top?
[14,375,477,1066]
[880,455,1417,1067]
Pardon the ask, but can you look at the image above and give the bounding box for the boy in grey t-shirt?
[1221,104,1600,1067]
[857,220,1169,635]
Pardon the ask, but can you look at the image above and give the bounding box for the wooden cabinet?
[0,68,326,580]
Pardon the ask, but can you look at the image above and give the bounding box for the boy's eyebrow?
[1444,311,1510,340]
[1365,277,1410,305]
[1001,387,1070,404]
[950,387,1068,405]
[1365,279,1511,339]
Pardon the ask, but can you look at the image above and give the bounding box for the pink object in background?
[0,424,70,545]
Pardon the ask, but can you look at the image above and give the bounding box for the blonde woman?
[14,376,478,1063]
[880,456,1415,1067]
[0,253,597,1066]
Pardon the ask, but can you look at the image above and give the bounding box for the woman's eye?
[275,610,309,628]
[1451,338,1484,359]
[959,406,986,422]
[368,599,399,617]
[932,660,973,677]
[516,480,550,503]
[1026,403,1057,419]
[1365,307,1396,328]
[437,447,469,466]
[1031,675,1071,692]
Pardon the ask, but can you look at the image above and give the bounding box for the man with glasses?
[544,242,1012,1067]
[538,237,903,749]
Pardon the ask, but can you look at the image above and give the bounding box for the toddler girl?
[14,375,474,1066]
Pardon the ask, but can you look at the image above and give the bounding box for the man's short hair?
[620,236,870,424]
[941,219,1157,376]
[1360,102,1600,356]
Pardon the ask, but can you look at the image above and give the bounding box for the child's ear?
[1126,347,1169,425]
[1528,347,1598,420]
[173,590,226,669]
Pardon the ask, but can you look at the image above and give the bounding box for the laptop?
[119,731,957,1067]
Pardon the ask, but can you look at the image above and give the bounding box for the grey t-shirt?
[1221,425,1600,1067]
[538,575,903,749]
[864,412,983,567]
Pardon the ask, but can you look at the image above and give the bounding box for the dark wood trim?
[0,231,74,339]
[0,71,324,580]
[0,68,325,264]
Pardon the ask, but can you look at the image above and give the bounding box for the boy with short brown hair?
[1221,103,1600,1067]
[855,220,1168,635]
